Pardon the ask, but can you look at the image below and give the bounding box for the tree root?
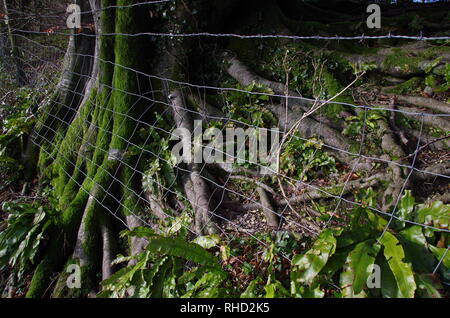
[100,214,115,280]
[256,187,279,228]
[394,95,450,115]
[169,89,219,235]
[414,162,450,181]
[229,175,276,195]
[343,43,449,78]
[395,105,450,133]
[223,55,363,167]
[376,113,408,211]
[223,172,385,211]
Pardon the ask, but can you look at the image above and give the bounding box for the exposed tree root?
[395,95,450,115]
[376,110,409,211]
[100,213,115,280]
[223,172,385,211]
[223,55,365,168]
[414,162,450,181]
[256,187,279,228]
[403,105,449,129]
[228,175,276,195]
[343,44,449,78]
[169,90,219,235]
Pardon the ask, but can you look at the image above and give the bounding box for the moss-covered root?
[25,234,63,298]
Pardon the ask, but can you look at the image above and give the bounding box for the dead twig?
[402,133,450,160]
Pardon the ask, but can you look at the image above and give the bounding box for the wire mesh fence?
[1,0,449,296]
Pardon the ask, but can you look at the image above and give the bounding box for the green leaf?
[291,229,336,286]
[428,245,450,282]
[340,271,367,298]
[264,280,289,298]
[162,274,179,298]
[380,232,416,298]
[301,285,325,298]
[0,203,52,278]
[136,256,168,298]
[341,240,381,295]
[399,226,435,273]
[100,252,151,298]
[396,190,415,226]
[121,226,156,238]
[146,237,219,268]
[181,269,227,298]
[415,274,443,298]
[380,257,400,298]
[428,245,450,268]
[241,278,263,298]
[191,234,221,249]
[415,201,450,237]
[220,245,231,262]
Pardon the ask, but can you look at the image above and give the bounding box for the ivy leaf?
[380,232,416,298]
[340,239,381,296]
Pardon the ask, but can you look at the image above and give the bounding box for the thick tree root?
[395,105,450,133]
[343,43,450,78]
[169,89,219,235]
[224,55,366,168]
[395,95,450,115]
[376,113,409,211]
[256,187,279,228]
[223,172,385,212]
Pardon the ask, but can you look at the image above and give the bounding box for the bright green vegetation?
[0,202,56,292]
[0,89,37,189]
[227,41,355,118]
[385,77,424,94]
[87,190,449,298]
[280,132,337,181]
[223,82,277,127]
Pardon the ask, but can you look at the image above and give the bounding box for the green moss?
[51,258,97,298]
[382,49,423,75]
[385,77,423,95]
[109,0,144,150]
[99,0,116,87]
[319,70,354,118]
[120,165,140,218]
[25,235,63,298]
[60,184,90,234]
[419,46,450,60]
[227,39,355,119]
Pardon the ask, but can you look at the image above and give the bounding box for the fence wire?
[1,2,449,279]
